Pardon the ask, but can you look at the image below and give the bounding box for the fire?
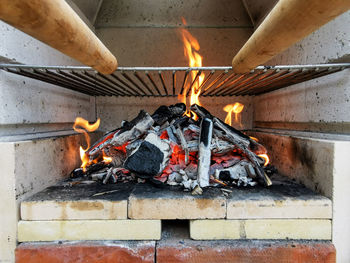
[223,102,244,126]
[73,117,100,171]
[249,136,259,142]
[179,17,205,118]
[258,153,270,166]
[103,155,113,163]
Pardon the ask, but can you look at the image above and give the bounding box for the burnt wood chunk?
[197,118,213,187]
[214,119,271,187]
[124,141,164,176]
[124,133,171,177]
[111,110,154,146]
[152,103,186,126]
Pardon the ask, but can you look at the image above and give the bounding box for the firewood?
[197,118,213,188]
[111,110,154,146]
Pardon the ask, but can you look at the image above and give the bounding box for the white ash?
[215,161,257,186]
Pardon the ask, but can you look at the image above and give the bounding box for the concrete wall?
[253,11,350,134]
[0,133,101,263]
[248,131,350,263]
[0,4,98,262]
[96,96,253,132]
[251,10,350,262]
[95,0,253,67]
[0,21,96,139]
[94,0,254,130]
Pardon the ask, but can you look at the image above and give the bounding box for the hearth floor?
[18,174,332,242]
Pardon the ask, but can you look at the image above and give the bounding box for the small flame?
[223,102,244,126]
[73,117,100,171]
[103,155,113,163]
[179,17,205,119]
[258,153,270,166]
[249,136,259,142]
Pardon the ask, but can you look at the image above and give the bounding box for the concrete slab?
[21,182,135,220]
[18,220,161,242]
[128,183,226,220]
[190,219,332,240]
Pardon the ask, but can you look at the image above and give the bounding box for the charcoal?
[151,103,186,126]
[70,167,84,178]
[124,141,164,176]
[124,133,170,176]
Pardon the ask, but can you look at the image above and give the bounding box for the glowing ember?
[223,102,244,126]
[103,155,113,163]
[179,17,205,119]
[73,117,100,171]
[258,153,270,166]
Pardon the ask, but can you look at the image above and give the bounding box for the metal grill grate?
[0,63,349,97]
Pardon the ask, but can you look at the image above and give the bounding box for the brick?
[21,200,127,220]
[18,220,161,242]
[157,240,336,263]
[190,219,331,240]
[16,241,155,263]
[128,183,226,219]
[226,179,332,219]
[21,182,134,220]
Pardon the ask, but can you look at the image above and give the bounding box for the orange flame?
[249,136,259,142]
[103,155,113,163]
[258,153,270,166]
[179,17,205,118]
[73,117,100,171]
[223,102,244,126]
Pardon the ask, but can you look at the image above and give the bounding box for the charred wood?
[111,110,154,146]
[197,117,213,187]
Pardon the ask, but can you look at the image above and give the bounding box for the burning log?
[72,102,275,194]
[213,119,271,186]
[191,104,271,187]
[197,118,213,188]
[111,110,154,147]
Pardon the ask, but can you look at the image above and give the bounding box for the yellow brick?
[190,219,331,240]
[227,199,332,219]
[21,200,127,220]
[190,220,241,240]
[245,219,332,240]
[18,220,161,242]
[128,196,226,219]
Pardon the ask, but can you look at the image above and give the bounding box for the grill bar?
[1,64,349,97]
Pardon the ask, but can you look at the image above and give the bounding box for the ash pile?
[72,103,275,194]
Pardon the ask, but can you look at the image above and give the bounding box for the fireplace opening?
[1,0,349,262]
